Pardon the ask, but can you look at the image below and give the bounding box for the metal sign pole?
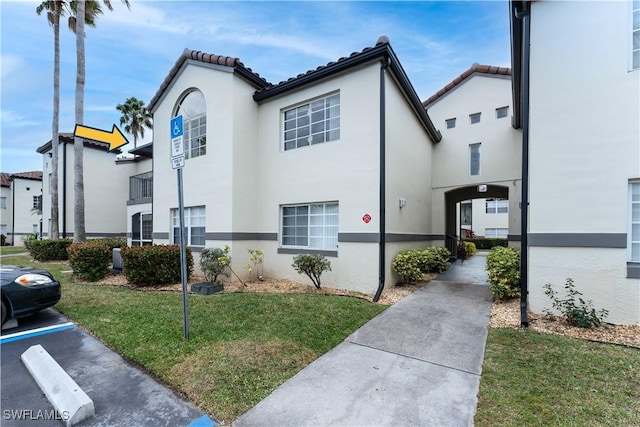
[177,167,189,340]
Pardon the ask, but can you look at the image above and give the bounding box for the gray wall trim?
[627,262,640,279]
[127,197,152,206]
[153,232,170,239]
[508,234,521,241]
[529,233,627,248]
[385,233,441,242]
[277,248,338,258]
[338,233,379,243]
[257,233,278,241]
[205,232,278,241]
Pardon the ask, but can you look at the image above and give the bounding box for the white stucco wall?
[0,186,11,242]
[527,1,640,324]
[9,177,42,245]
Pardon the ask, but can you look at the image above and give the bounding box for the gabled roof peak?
[423,63,511,107]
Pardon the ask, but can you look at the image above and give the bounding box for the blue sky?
[1,0,510,173]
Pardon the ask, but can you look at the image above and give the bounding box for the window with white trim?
[469,143,481,176]
[0,197,6,209]
[496,106,509,119]
[469,112,481,124]
[132,212,153,246]
[0,224,6,235]
[486,198,508,214]
[633,0,640,69]
[172,206,205,247]
[174,90,206,159]
[283,93,340,151]
[33,195,42,213]
[485,228,508,238]
[445,118,456,129]
[281,202,338,250]
[630,181,640,262]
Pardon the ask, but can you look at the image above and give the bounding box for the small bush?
[28,239,73,261]
[393,247,451,284]
[121,245,193,287]
[246,248,264,281]
[419,247,451,273]
[23,233,38,252]
[466,238,508,249]
[67,241,111,282]
[0,234,6,246]
[200,246,231,283]
[544,278,609,328]
[486,246,520,300]
[292,254,331,289]
[88,237,127,250]
[464,241,477,257]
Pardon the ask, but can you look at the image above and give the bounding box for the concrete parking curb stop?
[21,344,95,427]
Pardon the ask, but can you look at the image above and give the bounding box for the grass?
[476,327,640,426]
[8,256,385,424]
[0,246,28,256]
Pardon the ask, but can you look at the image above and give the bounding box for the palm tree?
[71,0,129,242]
[116,97,153,149]
[36,1,68,240]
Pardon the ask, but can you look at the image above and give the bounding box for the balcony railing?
[129,171,152,203]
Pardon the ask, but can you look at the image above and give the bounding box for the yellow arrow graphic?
[74,124,129,152]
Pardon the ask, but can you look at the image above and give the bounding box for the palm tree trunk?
[74,0,86,242]
[50,2,60,240]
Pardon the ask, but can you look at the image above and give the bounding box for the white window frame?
[33,195,42,213]
[0,224,7,235]
[280,202,339,250]
[469,112,481,124]
[496,106,509,119]
[172,206,205,247]
[132,212,153,246]
[469,143,481,176]
[282,92,340,151]
[486,198,508,214]
[632,0,640,70]
[0,197,6,209]
[174,90,206,160]
[445,118,456,129]
[629,181,640,262]
[485,228,508,239]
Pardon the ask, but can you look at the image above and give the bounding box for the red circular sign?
[362,214,372,224]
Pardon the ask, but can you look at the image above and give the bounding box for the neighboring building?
[123,142,153,246]
[424,64,522,255]
[37,134,135,240]
[0,171,43,245]
[511,0,640,324]
[146,38,441,294]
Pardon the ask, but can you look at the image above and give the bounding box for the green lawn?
[0,246,28,256]
[476,328,640,426]
[8,256,385,424]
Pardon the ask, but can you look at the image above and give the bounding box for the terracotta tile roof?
[11,171,43,181]
[36,133,122,154]
[0,173,11,188]
[147,49,270,112]
[423,63,511,107]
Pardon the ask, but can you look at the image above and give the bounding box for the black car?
[1,265,61,326]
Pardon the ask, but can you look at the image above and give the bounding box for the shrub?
[67,241,111,282]
[466,238,508,249]
[392,250,423,284]
[419,247,451,273]
[23,233,38,252]
[88,237,127,250]
[0,234,5,246]
[463,241,477,258]
[246,248,264,281]
[292,254,331,289]
[200,246,231,283]
[121,245,193,287]
[543,278,609,328]
[28,239,73,261]
[486,246,520,300]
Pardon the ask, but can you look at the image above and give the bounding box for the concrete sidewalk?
[235,253,492,427]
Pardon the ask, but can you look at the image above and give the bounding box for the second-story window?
[174,90,206,159]
[469,143,481,176]
[33,195,42,213]
[445,118,456,129]
[0,197,6,209]
[633,0,640,69]
[496,106,509,119]
[283,93,340,151]
[470,112,481,124]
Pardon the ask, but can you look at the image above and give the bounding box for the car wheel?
[1,300,6,325]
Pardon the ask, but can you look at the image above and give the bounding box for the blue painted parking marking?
[0,322,75,345]
[186,414,217,427]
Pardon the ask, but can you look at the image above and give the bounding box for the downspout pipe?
[11,176,15,244]
[62,141,67,239]
[373,55,391,302]
[515,6,530,327]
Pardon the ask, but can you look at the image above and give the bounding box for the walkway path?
[235,252,492,427]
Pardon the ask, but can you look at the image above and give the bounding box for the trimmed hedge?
[27,239,73,261]
[392,247,451,284]
[0,234,6,246]
[486,246,520,300]
[465,238,508,249]
[121,245,193,287]
[68,241,111,282]
[88,237,127,250]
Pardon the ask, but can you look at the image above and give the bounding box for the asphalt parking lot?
[1,309,216,427]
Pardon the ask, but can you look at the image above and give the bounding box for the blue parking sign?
[171,115,183,138]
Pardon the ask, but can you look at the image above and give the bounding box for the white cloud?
[1,54,25,79]
[99,2,191,35]
[0,109,39,128]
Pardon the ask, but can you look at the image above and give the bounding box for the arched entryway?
[444,184,509,257]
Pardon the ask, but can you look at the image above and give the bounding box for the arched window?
[174,90,206,159]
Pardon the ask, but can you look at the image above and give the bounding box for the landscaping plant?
[392,247,451,284]
[486,246,520,299]
[67,241,111,282]
[200,247,232,283]
[246,248,264,281]
[27,238,73,261]
[121,245,193,287]
[292,254,331,289]
[543,278,609,328]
